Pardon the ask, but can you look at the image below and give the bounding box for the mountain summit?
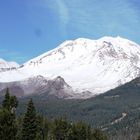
[1,36,140,98]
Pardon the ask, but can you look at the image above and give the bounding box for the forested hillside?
[1,76,140,139]
[16,77,140,140]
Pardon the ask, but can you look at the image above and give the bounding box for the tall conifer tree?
[0,88,18,140]
[2,88,10,110]
[21,99,37,140]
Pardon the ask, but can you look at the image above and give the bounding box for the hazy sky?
[0,0,140,63]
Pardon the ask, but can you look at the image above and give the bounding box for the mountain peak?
[0,37,140,98]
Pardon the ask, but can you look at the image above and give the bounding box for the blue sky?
[0,0,140,63]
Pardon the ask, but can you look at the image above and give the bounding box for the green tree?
[2,88,18,113]
[35,115,52,140]
[0,89,18,140]
[91,129,108,140]
[21,99,37,140]
[51,117,70,140]
[68,121,88,140]
[86,125,92,140]
[10,95,18,108]
[36,114,45,140]
[16,116,24,140]
[2,88,11,110]
[0,108,17,140]
[43,117,52,140]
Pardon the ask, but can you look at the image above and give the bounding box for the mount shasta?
[1,36,140,99]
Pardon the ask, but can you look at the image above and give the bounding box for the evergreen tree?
[43,117,52,140]
[0,108,17,140]
[86,125,92,140]
[21,99,37,140]
[2,88,11,110]
[51,117,70,140]
[68,121,88,140]
[16,116,24,140]
[91,129,108,140]
[10,95,18,108]
[36,114,45,140]
[2,88,18,112]
[0,89,18,140]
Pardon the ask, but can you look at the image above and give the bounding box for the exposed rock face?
[0,76,74,98]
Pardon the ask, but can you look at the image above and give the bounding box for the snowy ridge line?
[0,36,140,98]
[0,58,19,72]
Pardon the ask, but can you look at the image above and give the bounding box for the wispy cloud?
[16,0,140,46]
[55,0,69,27]
[63,0,140,39]
[46,0,69,34]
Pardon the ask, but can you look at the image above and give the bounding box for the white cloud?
[55,0,69,27]
[46,0,69,34]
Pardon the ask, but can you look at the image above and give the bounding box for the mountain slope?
[1,36,140,98]
[0,76,74,98]
[0,58,19,72]
[14,76,140,139]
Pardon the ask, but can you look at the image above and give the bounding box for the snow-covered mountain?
[0,76,74,98]
[0,58,19,72]
[1,36,140,98]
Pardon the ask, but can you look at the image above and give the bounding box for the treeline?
[0,89,108,140]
